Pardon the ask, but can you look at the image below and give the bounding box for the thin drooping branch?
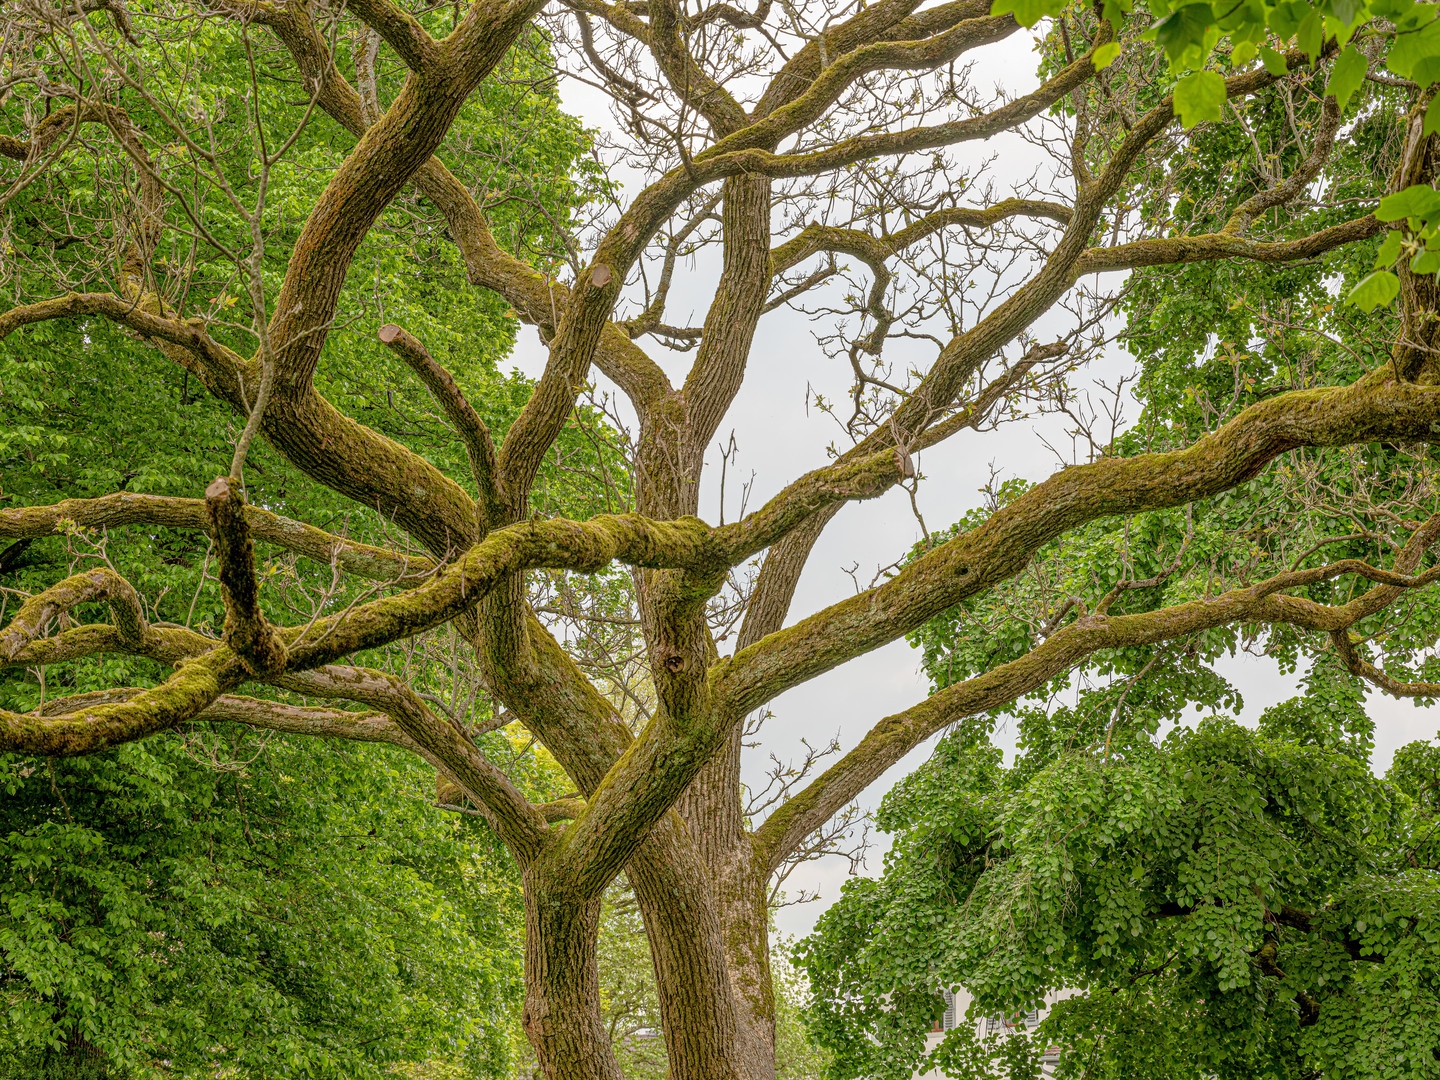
[1332,630,1440,697]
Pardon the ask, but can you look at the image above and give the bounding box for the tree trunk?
[523,869,625,1080]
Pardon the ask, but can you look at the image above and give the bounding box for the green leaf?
[1155,4,1214,63]
[1232,40,1257,66]
[1260,44,1289,76]
[1387,14,1440,86]
[1331,0,1361,23]
[1375,230,1404,268]
[1093,41,1123,68]
[1426,96,1440,137]
[1173,70,1227,127]
[1296,9,1323,58]
[1412,249,1440,274]
[1268,0,1308,38]
[1100,0,1133,23]
[991,0,1062,27]
[1325,45,1367,109]
[1377,184,1440,222]
[1347,269,1401,311]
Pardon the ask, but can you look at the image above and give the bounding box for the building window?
[986,1009,1040,1033]
[942,990,957,1030]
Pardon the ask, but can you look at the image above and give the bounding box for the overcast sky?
[509,31,1440,941]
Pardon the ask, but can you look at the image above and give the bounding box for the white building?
[913,987,1078,1080]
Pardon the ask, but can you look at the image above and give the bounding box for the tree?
[798,85,1440,1076]
[799,667,1440,1079]
[1,8,604,1073]
[1,731,528,1080]
[6,0,1440,1075]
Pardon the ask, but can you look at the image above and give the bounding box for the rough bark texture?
[2,5,1434,1077]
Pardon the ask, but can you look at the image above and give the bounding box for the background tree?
[800,681,1440,1080]
[1,730,530,1080]
[800,67,1440,1077]
[6,0,1440,1078]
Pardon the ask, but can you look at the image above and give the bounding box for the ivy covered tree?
[7,0,1440,1077]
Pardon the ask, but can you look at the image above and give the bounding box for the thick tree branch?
[1074,214,1383,277]
[753,544,1440,870]
[378,323,506,530]
[205,477,288,678]
[278,664,552,858]
[1333,631,1440,697]
[1,654,241,757]
[727,48,1322,661]
[768,199,1074,277]
[343,0,439,71]
[0,568,148,663]
[262,0,544,394]
[711,11,1021,156]
[645,0,749,133]
[713,370,1440,720]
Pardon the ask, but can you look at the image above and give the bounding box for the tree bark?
[524,868,626,1080]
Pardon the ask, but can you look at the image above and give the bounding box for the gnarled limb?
[1,623,215,671]
[645,0,749,134]
[261,0,545,394]
[343,0,439,72]
[720,46,1350,695]
[768,199,1076,278]
[714,371,1440,719]
[276,664,552,859]
[378,323,506,531]
[0,568,148,663]
[753,542,1440,871]
[1,653,239,757]
[206,477,288,678]
[1333,630,1440,697]
[1074,214,1383,277]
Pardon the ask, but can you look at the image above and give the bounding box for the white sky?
[508,31,1440,941]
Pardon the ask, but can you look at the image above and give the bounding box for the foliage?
[995,0,1440,311]
[0,731,523,1080]
[798,676,1440,1080]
